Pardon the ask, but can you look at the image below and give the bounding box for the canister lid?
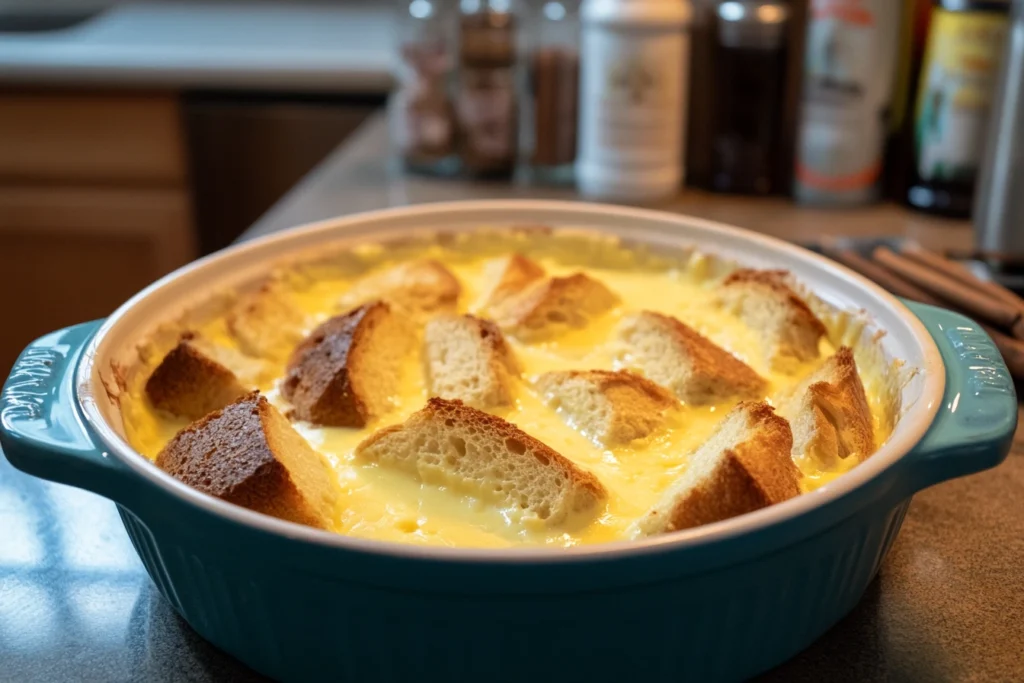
[716,1,788,49]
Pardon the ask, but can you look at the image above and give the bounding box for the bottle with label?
[391,0,458,176]
[907,0,1009,218]
[576,0,693,201]
[793,0,903,206]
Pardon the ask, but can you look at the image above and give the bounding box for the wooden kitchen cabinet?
[0,185,195,377]
[0,93,187,185]
[0,92,196,377]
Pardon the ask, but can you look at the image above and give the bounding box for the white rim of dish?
[75,200,946,563]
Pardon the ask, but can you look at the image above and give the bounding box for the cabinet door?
[0,186,196,377]
[0,93,187,185]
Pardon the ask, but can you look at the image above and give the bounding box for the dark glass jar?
[708,1,789,195]
[456,0,520,179]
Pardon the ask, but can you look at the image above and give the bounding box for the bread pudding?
[118,229,905,548]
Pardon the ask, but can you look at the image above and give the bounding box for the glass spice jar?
[521,0,580,185]
[390,0,458,175]
[456,0,520,179]
[709,1,789,195]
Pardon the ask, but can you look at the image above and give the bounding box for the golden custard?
[121,232,901,549]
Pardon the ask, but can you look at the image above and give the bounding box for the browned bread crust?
[493,272,619,341]
[480,253,546,310]
[282,301,407,427]
[720,269,827,370]
[226,278,306,361]
[781,346,875,468]
[341,259,461,319]
[155,392,339,529]
[355,397,607,526]
[632,401,800,536]
[535,369,678,446]
[145,335,249,420]
[619,311,767,404]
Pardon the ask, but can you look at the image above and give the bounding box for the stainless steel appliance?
[974,0,1024,260]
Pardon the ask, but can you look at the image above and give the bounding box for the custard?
[120,232,901,548]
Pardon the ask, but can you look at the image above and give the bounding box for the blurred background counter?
[247,111,971,251]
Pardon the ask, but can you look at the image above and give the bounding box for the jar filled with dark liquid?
[709,1,789,195]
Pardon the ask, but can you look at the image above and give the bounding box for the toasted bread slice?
[145,334,252,420]
[719,269,827,371]
[479,253,546,310]
[631,401,799,536]
[156,392,339,530]
[493,272,619,341]
[283,301,409,427]
[778,347,875,470]
[227,278,307,362]
[535,369,678,446]
[340,259,461,319]
[355,398,607,526]
[618,311,767,405]
[424,314,519,409]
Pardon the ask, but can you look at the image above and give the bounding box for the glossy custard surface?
[122,240,897,548]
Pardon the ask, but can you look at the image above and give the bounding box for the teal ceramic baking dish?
[0,201,1016,683]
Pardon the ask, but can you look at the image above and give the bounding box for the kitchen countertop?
[247,116,976,253]
[0,1,393,92]
[2,114,1023,682]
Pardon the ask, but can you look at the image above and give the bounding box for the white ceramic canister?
[576,0,692,201]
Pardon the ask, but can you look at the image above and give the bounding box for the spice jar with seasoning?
[391,0,458,176]
[709,1,789,195]
[456,0,521,179]
[520,0,580,185]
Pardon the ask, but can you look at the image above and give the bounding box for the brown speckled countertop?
[1,114,1021,682]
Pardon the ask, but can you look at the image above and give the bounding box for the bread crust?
[145,334,248,420]
[632,401,800,535]
[226,277,306,361]
[155,392,338,529]
[355,397,607,525]
[341,259,461,319]
[480,253,546,310]
[782,347,875,468]
[493,272,619,340]
[283,301,404,427]
[620,311,767,404]
[536,369,678,445]
[720,269,827,369]
[424,314,519,408]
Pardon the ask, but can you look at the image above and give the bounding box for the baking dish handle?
[1,321,134,504]
[901,301,1017,492]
